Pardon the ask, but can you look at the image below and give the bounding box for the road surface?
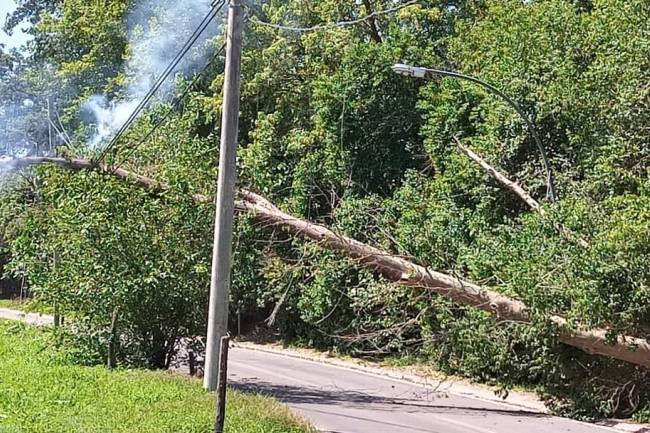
[0,309,639,433]
[228,347,626,433]
[0,307,53,326]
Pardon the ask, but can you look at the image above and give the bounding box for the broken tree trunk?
[455,138,544,214]
[455,138,590,248]
[3,156,649,369]
[236,190,649,367]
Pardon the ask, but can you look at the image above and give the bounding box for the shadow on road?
[231,379,550,419]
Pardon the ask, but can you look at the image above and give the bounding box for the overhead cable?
[112,42,227,172]
[95,0,226,164]
[249,0,419,33]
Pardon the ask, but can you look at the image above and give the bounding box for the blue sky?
[0,0,32,49]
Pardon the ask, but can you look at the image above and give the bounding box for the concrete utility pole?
[204,0,244,391]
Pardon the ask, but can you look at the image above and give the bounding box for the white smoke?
[84,96,140,148]
[0,156,15,169]
[0,156,16,181]
[85,0,224,147]
[0,100,34,162]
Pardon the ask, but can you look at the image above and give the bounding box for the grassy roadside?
[0,299,26,310]
[0,321,315,433]
[0,298,52,314]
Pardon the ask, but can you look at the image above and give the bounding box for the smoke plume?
[84,0,224,147]
[0,100,37,162]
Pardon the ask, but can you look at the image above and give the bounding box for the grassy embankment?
[0,299,25,310]
[0,299,51,314]
[0,320,314,433]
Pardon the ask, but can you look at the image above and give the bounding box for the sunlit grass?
[0,321,314,433]
[0,299,26,310]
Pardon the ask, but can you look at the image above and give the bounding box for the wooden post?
[215,336,230,433]
[107,306,120,369]
[53,305,60,328]
[189,350,197,376]
[204,0,244,391]
[236,304,241,336]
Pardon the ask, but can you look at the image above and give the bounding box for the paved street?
[0,307,53,326]
[0,308,641,433]
[229,347,626,433]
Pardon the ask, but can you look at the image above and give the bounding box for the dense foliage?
[1,0,648,421]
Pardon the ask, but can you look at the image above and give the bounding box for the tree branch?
[455,138,543,213]
[2,156,648,369]
[455,138,590,248]
[362,0,383,43]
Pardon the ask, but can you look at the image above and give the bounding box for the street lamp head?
[392,63,428,79]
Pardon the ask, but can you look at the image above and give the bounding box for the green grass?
[0,298,52,314]
[0,299,26,310]
[0,321,315,433]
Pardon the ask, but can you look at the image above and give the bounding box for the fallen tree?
[454,138,543,214]
[2,156,649,369]
[454,138,590,248]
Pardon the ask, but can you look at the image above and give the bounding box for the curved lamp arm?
[393,63,556,202]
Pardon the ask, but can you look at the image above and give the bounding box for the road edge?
[0,307,54,326]
[234,340,648,433]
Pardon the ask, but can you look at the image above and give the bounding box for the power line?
[111,42,227,172]
[95,0,226,165]
[98,0,224,162]
[249,0,419,33]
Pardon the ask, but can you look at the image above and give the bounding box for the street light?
[393,63,556,202]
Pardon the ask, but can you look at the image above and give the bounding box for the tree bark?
[455,138,590,248]
[362,0,383,43]
[455,138,543,214]
[107,306,119,369]
[3,156,649,369]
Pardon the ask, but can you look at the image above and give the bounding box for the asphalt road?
[228,347,621,433]
[0,307,53,326]
[0,309,634,433]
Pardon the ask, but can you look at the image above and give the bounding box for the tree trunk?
[361,0,383,43]
[4,156,649,369]
[455,138,590,248]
